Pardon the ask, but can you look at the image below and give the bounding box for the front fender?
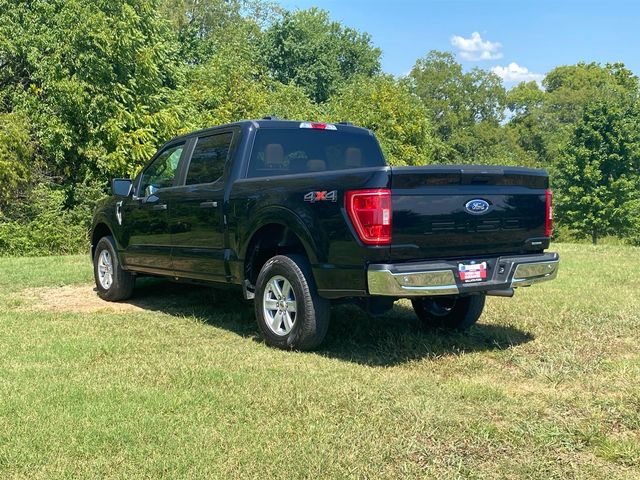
[91,200,124,254]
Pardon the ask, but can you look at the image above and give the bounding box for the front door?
[170,131,234,281]
[121,142,186,273]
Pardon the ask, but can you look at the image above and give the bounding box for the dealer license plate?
[458,261,487,283]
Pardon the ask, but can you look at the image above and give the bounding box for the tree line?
[0,0,639,255]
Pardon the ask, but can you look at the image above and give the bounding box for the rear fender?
[240,206,321,265]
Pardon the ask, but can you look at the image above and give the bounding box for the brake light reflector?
[345,189,392,245]
[300,122,337,130]
[545,188,553,237]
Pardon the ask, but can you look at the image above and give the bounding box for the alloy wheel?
[262,275,297,336]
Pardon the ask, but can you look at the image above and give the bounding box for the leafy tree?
[409,51,506,134]
[544,62,638,124]
[260,8,381,103]
[174,33,319,131]
[175,46,268,130]
[0,183,88,256]
[159,0,271,65]
[261,82,320,121]
[449,121,538,167]
[325,76,435,166]
[506,81,545,117]
[409,51,507,163]
[0,0,183,183]
[508,62,640,170]
[505,81,557,167]
[0,113,34,211]
[554,98,640,244]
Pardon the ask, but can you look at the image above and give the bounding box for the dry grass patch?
[20,285,146,313]
[18,281,219,314]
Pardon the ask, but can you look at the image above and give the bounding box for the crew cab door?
[169,130,235,281]
[121,142,186,273]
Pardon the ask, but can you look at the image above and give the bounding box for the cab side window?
[185,132,233,185]
[138,143,185,197]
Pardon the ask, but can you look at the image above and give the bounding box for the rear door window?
[186,132,233,185]
[247,129,385,178]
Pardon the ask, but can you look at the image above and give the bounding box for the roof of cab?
[170,118,372,143]
[250,119,371,134]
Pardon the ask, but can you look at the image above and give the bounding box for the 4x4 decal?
[304,190,337,203]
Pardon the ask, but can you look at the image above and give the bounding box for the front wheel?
[254,254,330,350]
[93,236,135,301]
[411,294,485,330]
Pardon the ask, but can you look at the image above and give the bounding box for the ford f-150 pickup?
[91,119,559,350]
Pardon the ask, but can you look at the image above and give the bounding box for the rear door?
[169,130,236,281]
[389,165,549,262]
[121,142,186,273]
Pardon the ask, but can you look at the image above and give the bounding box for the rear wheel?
[254,254,330,350]
[93,236,135,301]
[411,294,485,330]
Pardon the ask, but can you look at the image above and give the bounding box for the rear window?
[247,129,386,178]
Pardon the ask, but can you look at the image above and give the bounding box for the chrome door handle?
[200,201,218,208]
[151,204,167,211]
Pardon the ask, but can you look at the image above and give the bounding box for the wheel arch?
[241,215,320,290]
[91,222,113,259]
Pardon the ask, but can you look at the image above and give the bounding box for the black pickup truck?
[91,119,559,350]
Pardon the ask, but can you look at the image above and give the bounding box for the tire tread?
[254,254,330,350]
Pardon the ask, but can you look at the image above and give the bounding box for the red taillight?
[345,189,392,245]
[545,188,553,237]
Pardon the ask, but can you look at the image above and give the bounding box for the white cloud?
[491,63,544,83]
[451,32,503,61]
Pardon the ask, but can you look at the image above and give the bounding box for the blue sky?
[279,0,640,85]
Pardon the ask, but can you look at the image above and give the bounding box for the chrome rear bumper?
[367,252,559,297]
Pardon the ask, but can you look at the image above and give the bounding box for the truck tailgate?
[390,165,549,261]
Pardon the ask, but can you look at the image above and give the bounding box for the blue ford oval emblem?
[464,199,490,215]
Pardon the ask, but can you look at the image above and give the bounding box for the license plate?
[458,261,487,283]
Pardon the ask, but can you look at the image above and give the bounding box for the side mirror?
[111,178,132,197]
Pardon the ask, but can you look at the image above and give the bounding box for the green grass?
[0,243,638,479]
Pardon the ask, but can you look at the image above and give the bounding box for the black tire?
[93,235,135,301]
[254,254,330,350]
[411,294,485,330]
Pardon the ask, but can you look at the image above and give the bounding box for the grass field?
[0,243,639,479]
